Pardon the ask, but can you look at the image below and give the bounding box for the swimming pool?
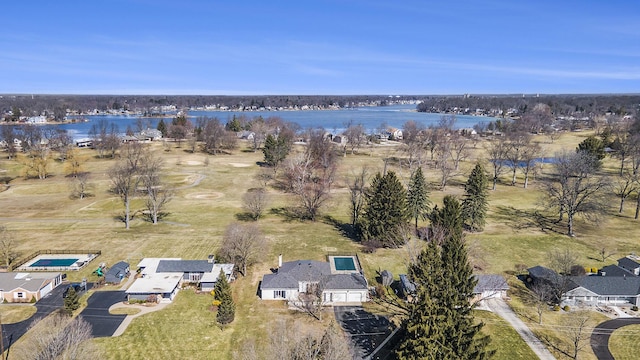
[333,257,357,271]
[31,258,79,267]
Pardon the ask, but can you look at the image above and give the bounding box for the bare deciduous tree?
[0,225,18,268]
[343,122,366,155]
[486,137,510,190]
[613,170,638,213]
[347,167,368,227]
[219,223,267,277]
[529,282,552,324]
[13,313,101,360]
[519,141,543,189]
[284,153,335,221]
[544,151,611,236]
[23,145,50,180]
[69,172,92,200]
[242,187,269,221]
[108,143,146,229]
[140,154,173,225]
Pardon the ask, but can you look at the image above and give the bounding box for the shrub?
[563,305,570,311]
[632,305,638,312]
[592,267,599,274]
[212,300,221,307]
[553,305,561,311]
[30,296,36,303]
[570,265,586,276]
[210,290,215,297]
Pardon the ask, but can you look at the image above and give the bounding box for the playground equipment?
[93,263,106,277]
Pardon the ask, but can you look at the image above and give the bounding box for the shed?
[105,261,130,284]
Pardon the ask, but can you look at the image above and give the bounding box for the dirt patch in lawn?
[184,192,224,200]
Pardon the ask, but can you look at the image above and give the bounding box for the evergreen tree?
[360,171,408,247]
[462,163,489,232]
[215,270,235,325]
[407,167,431,230]
[262,134,289,167]
[576,135,605,168]
[398,196,494,360]
[225,116,242,132]
[157,119,167,137]
[63,286,80,315]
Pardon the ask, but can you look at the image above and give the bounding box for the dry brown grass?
[1,131,637,359]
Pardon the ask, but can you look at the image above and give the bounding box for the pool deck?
[16,253,99,271]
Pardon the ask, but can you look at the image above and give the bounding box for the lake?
[61,104,496,139]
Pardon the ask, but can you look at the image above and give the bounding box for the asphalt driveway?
[79,291,127,337]
[591,318,640,360]
[3,283,67,347]
[334,306,394,360]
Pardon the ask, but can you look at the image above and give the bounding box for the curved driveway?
[590,318,640,360]
[79,291,127,337]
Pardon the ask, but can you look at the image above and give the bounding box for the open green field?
[1,131,638,359]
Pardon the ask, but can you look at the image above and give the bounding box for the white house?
[259,255,369,305]
[127,257,234,303]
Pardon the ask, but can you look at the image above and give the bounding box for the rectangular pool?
[333,257,357,271]
[31,258,79,267]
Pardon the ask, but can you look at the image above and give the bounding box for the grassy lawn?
[0,304,37,324]
[474,310,538,360]
[609,324,640,360]
[1,131,638,359]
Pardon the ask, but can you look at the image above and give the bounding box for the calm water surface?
[61,104,496,139]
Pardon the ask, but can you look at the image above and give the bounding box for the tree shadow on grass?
[234,212,257,222]
[492,206,564,235]
[322,215,360,242]
[269,207,301,222]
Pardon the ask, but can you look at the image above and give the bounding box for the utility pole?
[0,314,5,360]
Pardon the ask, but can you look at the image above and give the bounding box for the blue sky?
[1,0,638,95]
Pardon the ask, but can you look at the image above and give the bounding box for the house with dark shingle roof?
[530,255,640,307]
[105,261,130,284]
[259,257,369,305]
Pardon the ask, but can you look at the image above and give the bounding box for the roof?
[600,264,635,277]
[528,266,561,284]
[126,273,182,294]
[474,275,509,293]
[260,260,366,290]
[200,264,235,283]
[618,257,640,270]
[105,261,129,282]
[137,258,180,276]
[156,260,214,273]
[0,272,61,293]
[571,276,640,296]
[399,274,416,294]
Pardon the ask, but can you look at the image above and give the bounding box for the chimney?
[278,254,283,268]
[208,254,215,264]
[601,271,606,277]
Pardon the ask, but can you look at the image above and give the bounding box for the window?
[274,290,286,299]
[189,273,202,282]
[15,292,24,298]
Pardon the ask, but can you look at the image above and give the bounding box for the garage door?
[347,292,362,302]
[39,283,53,298]
[332,292,347,302]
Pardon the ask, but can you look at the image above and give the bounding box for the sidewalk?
[110,301,169,336]
[486,298,556,360]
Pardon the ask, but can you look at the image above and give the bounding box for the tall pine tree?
[407,167,431,231]
[360,171,408,247]
[215,270,235,325]
[462,163,489,232]
[156,119,167,137]
[398,196,493,359]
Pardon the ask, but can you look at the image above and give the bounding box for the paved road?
[590,318,640,360]
[334,306,394,360]
[2,284,67,347]
[486,298,556,360]
[79,291,127,337]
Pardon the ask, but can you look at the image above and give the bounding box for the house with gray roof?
[259,256,369,305]
[126,257,234,302]
[473,274,509,302]
[530,255,640,307]
[0,272,63,303]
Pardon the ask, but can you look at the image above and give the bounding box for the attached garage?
[331,292,347,303]
[347,292,362,302]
